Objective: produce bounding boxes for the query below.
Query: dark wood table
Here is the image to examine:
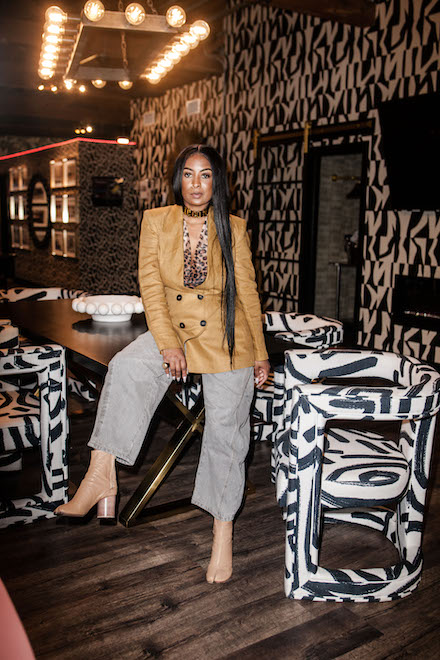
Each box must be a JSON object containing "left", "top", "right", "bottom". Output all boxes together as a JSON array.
[{"left": 2, "top": 299, "right": 206, "bottom": 527}]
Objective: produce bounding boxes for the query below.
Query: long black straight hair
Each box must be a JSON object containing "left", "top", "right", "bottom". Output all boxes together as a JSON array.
[{"left": 172, "top": 144, "right": 236, "bottom": 360}]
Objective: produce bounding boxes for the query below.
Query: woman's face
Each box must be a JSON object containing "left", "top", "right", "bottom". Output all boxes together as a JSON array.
[{"left": 181, "top": 153, "right": 213, "bottom": 212}]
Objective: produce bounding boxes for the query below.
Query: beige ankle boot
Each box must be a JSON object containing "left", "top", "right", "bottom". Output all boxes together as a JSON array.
[
  {"left": 206, "top": 519, "right": 233, "bottom": 584},
  {"left": 55, "top": 450, "right": 117, "bottom": 519}
]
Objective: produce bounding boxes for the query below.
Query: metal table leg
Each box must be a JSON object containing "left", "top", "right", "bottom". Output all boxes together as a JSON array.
[{"left": 119, "top": 394, "right": 205, "bottom": 527}]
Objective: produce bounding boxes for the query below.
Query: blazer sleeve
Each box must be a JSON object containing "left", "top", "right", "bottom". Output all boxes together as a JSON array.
[
  {"left": 233, "top": 219, "right": 269, "bottom": 362},
  {"left": 138, "top": 210, "right": 182, "bottom": 351}
]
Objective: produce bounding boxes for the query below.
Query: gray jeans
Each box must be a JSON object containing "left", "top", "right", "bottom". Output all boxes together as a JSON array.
[{"left": 88, "top": 331, "right": 254, "bottom": 521}]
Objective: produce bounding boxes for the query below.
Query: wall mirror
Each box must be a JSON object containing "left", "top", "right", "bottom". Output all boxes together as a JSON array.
[{"left": 27, "top": 174, "right": 51, "bottom": 248}]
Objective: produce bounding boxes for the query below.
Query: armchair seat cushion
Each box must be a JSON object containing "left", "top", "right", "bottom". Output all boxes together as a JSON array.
[
  {"left": 0, "top": 391, "right": 40, "bottom": 451},
  {"left": 323, "top": 427, "right": 410, "bottom": 507}
]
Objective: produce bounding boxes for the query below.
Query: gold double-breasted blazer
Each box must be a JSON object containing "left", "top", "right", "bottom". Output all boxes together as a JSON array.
[{"left": 138, "top": 205, "right": 268, "bottom": 373}]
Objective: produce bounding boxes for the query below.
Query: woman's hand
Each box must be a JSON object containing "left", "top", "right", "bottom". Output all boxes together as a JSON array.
[
  {"left": 161, "top": 348, "right": 188, "bottom": 382},
  {"left": 254, "top": 360, "right": 270, "bottom": 387}
]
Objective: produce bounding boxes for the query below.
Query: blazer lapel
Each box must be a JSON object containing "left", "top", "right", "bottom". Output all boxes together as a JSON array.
[{"left": 161, "top": 205, "right": 184, "bottom": 285}]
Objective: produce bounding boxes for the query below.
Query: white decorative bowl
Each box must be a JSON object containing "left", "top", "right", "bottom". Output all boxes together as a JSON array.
[{"left": 72, "top": 295, "right": 144, "bottom": 323}]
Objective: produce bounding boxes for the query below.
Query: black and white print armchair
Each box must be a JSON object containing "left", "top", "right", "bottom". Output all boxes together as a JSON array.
[
  {"left": 274, "top": 348, "right": 440, "bottom": 602},
  {"left": 0, "top": 341, "right": 69, "bottom": 527},
  {"left": 253, "top": 312, "right": 344, "bottom": 443}
]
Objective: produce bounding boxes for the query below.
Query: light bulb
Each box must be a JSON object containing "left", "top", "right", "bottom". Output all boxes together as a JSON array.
[
  {"left": 38, "top": 67, "right": 55, "bottom": 79},
  {"left": 92, "top": 79, "right": 107, "bottom": 88},
  {"left": 45, "top": 6, "right": 67, "bottom": 23},
  {"left": 157, "top": 57, "right": 174, "bottom": 71},
  {"left": 86, "top": 125, "right": 93, "bottom": 133},
  {"left": 145, "top": 71, "right": 161, "bottom": 82},
  {"left": 75, "top": 128, "right": 81, "bottom": 134},
  {"left": 78, "top": 84, "right": 86, "bottom": 92},
  {"left": 43, "top": 44, "right": 59, "bottom": 54},
  {"left": 41, "top": 59, "right": 56, "bottom": 69},
  {"left": 45, "top": 22, "right": 64, "bottom": 35},
  {"left": 150, "top": 63, "right": 165, "bottom": 75},
  {"left": 125, "top": 3, "right": 145, "bottom": 26},
  {"left": 80, "top": 128, "right": 86, "bottom": 134},
  {"left": 118, "top": 80, "right": 133, "bottom": 90},
  {"left": 41, "top": 51, "right": 57, "bottom": 61},
  {"left": 38, "top": 84, "right": 45, "bottom": 91},
  {"left": 51, "top": 85, "right": 58, "bottom": 92},
  {"left": 83, "top": 1, "right": 105, "bottom": 22},
  {"left": 117, "top": 137, "right": 130, "bottom": 144},
  {"left": 172, "top": 40, "right": 190, "bottom": 55},
  {"left": 43, "top": 34, "right": 61, "bottom": 44},
  {"left": 164, "top": 49, "right": 181, "bottom": 63},
  {"left": 166, "top": 5, "right": 186, "bottom": 28},
  {"left": 181, "top": 31, "right": 199, "bottom": 48},
  {"left": 64, "top": 79, "right": 74, "bottom": 90},
  {"left": 190, "top": 20, "right": 210, "bottom": 40}
]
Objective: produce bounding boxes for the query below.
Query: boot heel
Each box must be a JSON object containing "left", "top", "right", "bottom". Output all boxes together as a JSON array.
[{"left": 97, "top": 496, "right": 116, "bottom": 519}]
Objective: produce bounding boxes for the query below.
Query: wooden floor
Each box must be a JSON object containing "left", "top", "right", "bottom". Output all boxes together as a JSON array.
[{"left": 1, "top": 396, "right": 440, "bottom": 660}]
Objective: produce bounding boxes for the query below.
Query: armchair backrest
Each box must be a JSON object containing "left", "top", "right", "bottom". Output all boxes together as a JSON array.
[
  {"left": 284, "top": 349, "right": 440, "bottom": 420},
  {"left": 264, "top": 312, "right": 343, "bottom": 348},
  {"left": 0, "top": 288, "right": 85, "bottom": 303}
]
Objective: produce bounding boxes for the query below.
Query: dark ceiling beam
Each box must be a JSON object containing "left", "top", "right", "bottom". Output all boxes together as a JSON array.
[{"left": 264, "top": 0, "right": 376, "bottom": 27}]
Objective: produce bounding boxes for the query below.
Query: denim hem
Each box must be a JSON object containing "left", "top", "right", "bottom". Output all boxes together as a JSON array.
[
  {"left": 191, "top": 497, "right": 235, "bottom": 521},
  {"left": 87, "top": 441, "right": 134, "bottom": 467}
]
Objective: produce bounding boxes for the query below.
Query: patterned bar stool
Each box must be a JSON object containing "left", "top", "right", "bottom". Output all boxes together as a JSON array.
[
  {"left": 253, "top": 312, "right": 344, "bottom": 444},
  {"left": 274, "top": 348, "right": 440, "bottom": 602}
]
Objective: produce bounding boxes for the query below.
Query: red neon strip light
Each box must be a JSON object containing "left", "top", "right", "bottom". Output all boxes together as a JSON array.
[{"left": 0, "top": 137, "right": 136, "bottom": 161}]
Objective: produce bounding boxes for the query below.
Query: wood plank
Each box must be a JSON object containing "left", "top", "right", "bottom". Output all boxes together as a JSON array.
[{"left": 1, "top": 396, "right": 439, "bottom": 659}]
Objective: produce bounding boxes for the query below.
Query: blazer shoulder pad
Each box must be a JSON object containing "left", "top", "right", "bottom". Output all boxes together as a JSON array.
[
  {"left": 230, "top": 213, "right": 248, "bottom": 237},
  {"left": 142, "top": 205, "right": 178, "bottom": 227}
]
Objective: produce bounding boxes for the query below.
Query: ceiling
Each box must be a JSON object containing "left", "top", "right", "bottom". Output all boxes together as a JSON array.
[
  {"left": 0, "top": 1, "right": 375, "bottom": 141},
  {"left": 0, "top": 0, "right": 227, "bottom": 139}
]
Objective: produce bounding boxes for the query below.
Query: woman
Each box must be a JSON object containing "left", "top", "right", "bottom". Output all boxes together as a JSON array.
[{"left": 56, "top": 145, "right": 270, "bottom": 584}]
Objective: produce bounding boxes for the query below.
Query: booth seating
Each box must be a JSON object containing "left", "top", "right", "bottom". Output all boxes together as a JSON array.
[
  {"left": 0, "top": 287, "right": 96, "bottom": 402},
  {"left": 0, "top": 323, "right": 69, "bottom": 528},
  {"left": 0, "top": 287, "right": 85, "bottom": 303},
  {"left": 252, "top": 312, "right": 344, "bottom": 443},
  {"left": 273, "top": 348, "right": 440, "bottom": 602},
  {"left": 0, "top": 321, "right": 22, "bottom": 472}
]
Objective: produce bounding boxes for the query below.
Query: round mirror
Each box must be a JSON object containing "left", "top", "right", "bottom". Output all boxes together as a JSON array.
[{"left": 27, "top": 174, "right": 50, "bottom": 249}]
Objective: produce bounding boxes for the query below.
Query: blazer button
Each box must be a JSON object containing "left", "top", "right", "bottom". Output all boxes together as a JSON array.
[
  {"left": 177, "top": 294, "right": 182, "bottom": 301},
  {"left": 180, "top": 322, "right": 185, "bottom": 328},
  {"left": 200, "top": 320, "right": 207, "bottom": 327},
  {"left": 197, "top": 294, "right": 204, "bottom": 300}
]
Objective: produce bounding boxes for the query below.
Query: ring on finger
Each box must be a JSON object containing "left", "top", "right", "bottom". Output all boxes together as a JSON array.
[{"left": 162, "top": 362, "right": 169, "bottom": 370}]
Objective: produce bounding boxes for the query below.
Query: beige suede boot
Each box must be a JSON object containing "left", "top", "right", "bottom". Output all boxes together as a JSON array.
[
  {"left": 55, "top": 450, "right": 117, "bottom": 519},
  {"left": 206, "top": 519, "right": 233, "bottom": 583}
]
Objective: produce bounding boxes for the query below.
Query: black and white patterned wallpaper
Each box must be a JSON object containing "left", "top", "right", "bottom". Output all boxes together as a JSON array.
[
  {"left": 1, "top": 140, "right": 137, "bottom": 294},
  {"left": 131, "top": 0, "right": 440, "bottom": 364}
]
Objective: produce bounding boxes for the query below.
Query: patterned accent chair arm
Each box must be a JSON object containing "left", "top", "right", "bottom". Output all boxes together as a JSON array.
[{"left": 253, "top": 311, "right": 344, "bottom": 444}]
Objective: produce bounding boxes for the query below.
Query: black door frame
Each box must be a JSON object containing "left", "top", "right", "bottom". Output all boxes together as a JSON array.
[{"left": 299, "top": 140, "right": 369, "bottom": 338}]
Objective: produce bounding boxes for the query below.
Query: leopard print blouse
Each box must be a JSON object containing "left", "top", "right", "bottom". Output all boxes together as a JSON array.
[{"left": 183, "top": 218, "right": 208, "bottom": 288}]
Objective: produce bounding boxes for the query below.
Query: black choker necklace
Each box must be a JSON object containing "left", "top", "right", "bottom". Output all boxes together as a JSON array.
[{"left": 183, "top": 205, "right": 209, "bottom": 218}]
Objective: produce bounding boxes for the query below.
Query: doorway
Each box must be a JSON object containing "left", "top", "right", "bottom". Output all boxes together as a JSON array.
[{"left": 300, "top": 143, "right": 367, "bottom": 342}]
